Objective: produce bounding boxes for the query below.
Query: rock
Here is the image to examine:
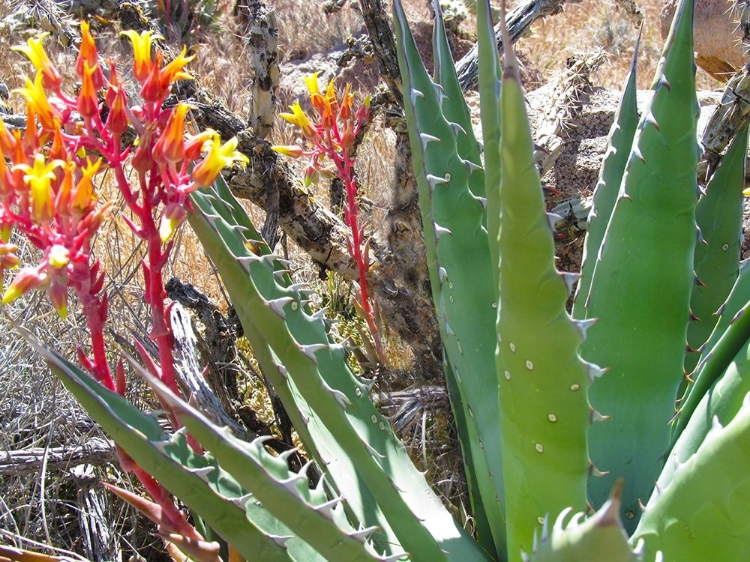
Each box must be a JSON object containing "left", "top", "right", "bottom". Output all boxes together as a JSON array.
[{"left": 661, "top": 0, "right": 746, "bottom": 81}]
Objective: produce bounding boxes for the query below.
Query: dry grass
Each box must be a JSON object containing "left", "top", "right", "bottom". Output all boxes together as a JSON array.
[
  {"left": 0, "top": 0, "right": 736, "bottom": 558},
  {"left": 515, "top": 0, "right": 722, "bottom": 90}
]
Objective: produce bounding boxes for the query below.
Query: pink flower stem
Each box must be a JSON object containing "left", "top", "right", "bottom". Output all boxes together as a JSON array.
[
  {"left": 79, "top": 286, "right": 114, "bottom": 391},
  {"left": 332, "top": 143, "right": 385, "bottom": 363}
]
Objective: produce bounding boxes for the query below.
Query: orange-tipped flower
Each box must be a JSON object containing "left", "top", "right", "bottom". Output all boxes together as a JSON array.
[
  {"left": 132, "top": 123, "right": 156, "bottom": 174},
  {"left": 18, "top": 153, "right": 64, "bottom": 223},
  {"left": 154, "top": 103, "right": 191, "bottom": 163},
  {"left": 339, "top": 83, "right": 354, "bottom": 120},
  {"left": 77, "top": 62, "right": 100, "bottom": 119},
  {"left": 72, "top": 158, "right": 101, "bottom": 213},
  {"left": 77, "top": 22, "right": 105, "bottom": 90},
  {"left": 160, "top": 46, "right": 194, "bottom": 87},
  {"left": 54, "top": 159, "right": 75, "bottom": 214},
  {"left": 13, "top": 34, "right": 62, "bottom": 91},
  {"left": 321, "top": 79, "right": 338, "bottom": 128},
  {"left": 0, "top": 157, "right": 13, "bottom": 196},
  {"left": 280, "top": 102, "right": 314, "bottom": 137},
  {"left": 0, "top": 118, "right": 16, "bottom": 156},
  {"left": 121, "top": 29, "right": 163, "bottom": 82},
  {"left": 192, "top": 132, "right": 249, "bottom": 188},
  {"left": 49, "top": 127, "right": 67, "bottom": 162},
  {"left": 104, "top": 63, "right": 129, "bottom": 135},
  {"left": 141, "top": 47, "right": 193, "bottom": 103},
  {"left": 14, "top": 73, "right": 60, "bottom": 131}
]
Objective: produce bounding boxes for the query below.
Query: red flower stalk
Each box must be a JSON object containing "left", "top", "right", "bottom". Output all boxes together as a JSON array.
[
  {"left": 3, "top": 24, "right": 248, "bottom": 554},
  {"left": 5, "top": 25, "right": 246, "bottom": 394},
  {"left": 273, "top": 74, "right": 384, "bottom": 364}
]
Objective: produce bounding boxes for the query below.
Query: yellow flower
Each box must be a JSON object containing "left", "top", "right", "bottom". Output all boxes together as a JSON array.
[
  {"left": 48, "top": 244, "right": 70, "bottom": 269},
  {"left": 192, "top": 132, "right": 249, "bottom": 188},
  {"left": 12, "top": 34, "right": 62, "bottom": 90},
  {"left": 270, "top": 145, "right": 304, "bottom": 158},
  {"left": 2, "top": 265, "right": 47, "bottom": 306},
  {"left": 17, "top": 153, "right": 64, "bottom": 223},
  {"left": 279, "top": 101, "right": 314, "bottom": 137},
  {"left": 160, "top": 46, "right": 194, "bottom": 86},
  {"left": 159, "top": 202, "right": 187, "bottom": 244},
  {"left": 13, "top": 72, "right": 60, "bottom": 131},
  {"left": 304, "top": 73, "right": 320, "bottom": 97},
  {"left": 72, "top": 158, "right": 102, "bottom": 212},
  {"left": 121, "top": 30, "right": 163, "bottom": 81}
]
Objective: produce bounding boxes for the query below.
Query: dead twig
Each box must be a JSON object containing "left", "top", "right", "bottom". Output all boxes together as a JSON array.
[
  {"left": 0, "top": 438, "right": 115, "bottom": 476},
  {"left": 455, "top": 0, "right": 583, "bottom": 91}
]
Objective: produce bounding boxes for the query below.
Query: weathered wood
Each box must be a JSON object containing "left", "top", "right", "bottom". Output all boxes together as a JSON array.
[
  {"left": 170, "top": 302, "right": 249, "bottom": 438},
  {"left": 455, "top": 0, "right": 583, "bottom": 91},
  {"left": 70, "top": 464, "right": 122, "bottom": 562},
  {"left": 235, "top": 0, "right": 280, "bottom": 140},
  {"left": 0, "top": 438, "right": 115, "bottom": 475}
]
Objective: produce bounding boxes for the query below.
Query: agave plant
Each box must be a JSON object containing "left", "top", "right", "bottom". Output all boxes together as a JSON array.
[{"left": 14, "top": 0, "right": 750, "bottom": 560}]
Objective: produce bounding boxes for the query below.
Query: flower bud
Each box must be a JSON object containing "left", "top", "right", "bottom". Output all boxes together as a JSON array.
[
  {"left": 159, "top": 202, "right": 187, "bottom": 244},
  {"left": 271, "top": 145, "right": 304, "bottom": 158},
  {"left": 2, "top": 264, "right": 47, "bottom": 305}
]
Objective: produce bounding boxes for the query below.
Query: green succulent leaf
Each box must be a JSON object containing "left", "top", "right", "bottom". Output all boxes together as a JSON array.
[
  {"left": 493, "top": 6, "right": 591, "bottom": 560},
  {"left": 12, "top": 324, "right": 302, "bottom": 562},
  {"left": 684, "top": 124, "right": 748, "bottom": 374},
  {"left": 189, "top": 177, "right": 486, "bottom": 561},
  {"left": 635, "top": 396, "right": 750, "bottom": 561},
  {"left": 573, "top": 36, "right": 640, "bottom": 320},
  {"left": 139, "top": 364, "right": 387, "bottom": 562},
  {"left": 527, "top": 483, "right": 640, "bottom": 562},
  {"left": 674, "top": 260, "right": 750, "bottom": 442},
  {"left": 580, "top": 0, "right": 699, "bottom": 528},
  {"left": 394, "top": 0, "right": 506, "bottom": 556}
]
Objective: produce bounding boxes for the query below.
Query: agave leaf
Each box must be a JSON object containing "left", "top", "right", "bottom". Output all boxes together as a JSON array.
[
  {"left": 477, "top": 0, "right": 503, "bottom": 274},
  {"left": 189, "top": 179, "right": 487, "bottom": 561},
  {"left": 431, "top": 0, "right": 485, "bottom": 205},
  {"left": 493, "top": 4, "right": 591, "bottom": 559},
  {"left": 527, "top": 482, "right": 640, "bottom": 562},
  {"left": 393, "top": 0, "right": 506, "bottom": 556},
  {"left": 581, "top": 0, "right": 699, "bottom": 528},
  {"left": 430, "top": 3, "right": 493, "bottom": 549},
  {"left": 661, "top": 332, "right": 750, "bottom": 491},
  {"left": 11, "top": 323, "right": 298, "bottom": 562},
  {"left": 137, "top": 361, "right": 386, "bottom": 562},
  {"left": 572, "top": 36, "right": 640, "bottom": 320},
  {"left": 190, "top": 178, "right": 397, "bottom": 550},
  {"left": 684, "top": 124, "right": 749, "bottom": 374},
  {"left": 635, "top": 398, "right": 750, "bottom": 561},
  {"left": 672, "top": 260, "right": 750, "bottom": 442}
]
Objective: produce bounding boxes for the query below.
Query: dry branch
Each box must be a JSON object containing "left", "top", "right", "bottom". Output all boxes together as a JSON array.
[
  {"left": 455, "top": 0, "right": 583, "bottom": 91},
  {"left": 0, "top": 438, "right": 115, "bottom": 476},
  {"left": 234, "top": 0, "right": 280, "bottom": 140}
]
